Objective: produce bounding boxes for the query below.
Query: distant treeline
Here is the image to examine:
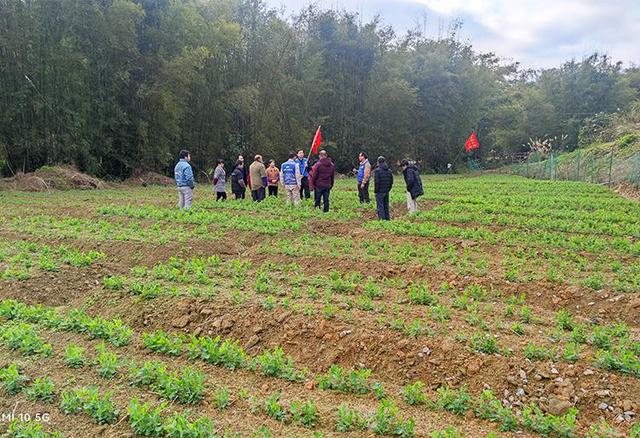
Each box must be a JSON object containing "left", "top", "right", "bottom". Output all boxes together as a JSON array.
[{"left": 1, "top": 0, "right": 639, "bottom": 177}]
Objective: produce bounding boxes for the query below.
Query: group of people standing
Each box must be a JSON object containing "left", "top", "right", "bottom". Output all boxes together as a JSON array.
[
  {"left": 175, "top": 149, "right": 336, "bottom": 212},
  {"left": 174, "top": 148, "right": 423, "bottom": 220},
  {"left": 355, "top": 153, "right": 424, "bottom": 220}
]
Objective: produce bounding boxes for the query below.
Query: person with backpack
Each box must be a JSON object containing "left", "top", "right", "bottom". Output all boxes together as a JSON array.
[
  {"left": 401, "top": 159, "right": 424, "bottom": 213},
  {"left": 213, "top": 159, "right": 227, "bottom": 201},
  {"left": 280, "top": 152, "right": 302, "bottom": 205},
  {"left": 373, "top": 156, "right": 393, "bottom": 220},
  {"left": 311, "top": 150, "right": 335, "bottom": 212},
  {"left": 174, "top": 149, "right": 195, "bottom": 210},
  {"left": 230, "top": 161, "right": 246, "bottom": 200}
]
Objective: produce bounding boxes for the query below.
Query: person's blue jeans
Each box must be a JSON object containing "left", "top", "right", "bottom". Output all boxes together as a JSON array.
[
  {"left": 376, "top": 192, "right": 390, "bottom": 220},
  {"left": 314, "top": 187, "right": 331, "bottom": 212}
]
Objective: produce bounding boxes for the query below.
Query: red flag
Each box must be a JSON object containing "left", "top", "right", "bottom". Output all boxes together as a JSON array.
[
  {"left": 310, "top": 126, "right": 322, "bottom": 155},
  {"left": 465, "top": 131, "right": 480, "bottom": 152}
]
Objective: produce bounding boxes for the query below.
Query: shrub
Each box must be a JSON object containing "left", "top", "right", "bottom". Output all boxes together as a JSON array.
[
  {"left": 154, "top": 367, "right": 206, "bottom": 404},
  {"left": 473, "top": 390, "right": 518, "bottom": 431},
  {"left": 102, "top": 275, "right": 125, "bottom": 290},
  {"left": 0, "top": 322, "right": 52, "bottom": 356},
  {"left": 0, "top": 364, "right": 29, "bottom": 394},
  {"left": 470, "top": 333, "right": 500, "bottom": 354},
  {"left": 431, "top": 386, "right": 472, "bottom": 416},
  {"left": 128, "top": 398, "right": 165, "bottom": 437},
  {"left": 60, "top": 387, "right": 119, "bottom": 424},
  {"left": 318, "top": 365, "right": 373, "bottom": 394},
  {"left": 163, "top": 413, "right": 214, "bottom": 438},
  {"left": 290, "top": 400, "right": 319, "bottom": 428},
  {"left": 186, "top": 336, "right": 246, "bottom": 370},
  {"left": 262, "top": 393, "right": 286, "bottom": 422},
  {"left": 143, "top": 331, "right": 184, "bottom": 356},
  {"left": 254, "top": 347, "right": 306, "bottom": 382},
  {"left": 336, "top": 404, "right": 367, "bottom": 432},
  {"left": 64, "top": 344, "right": 85, "bottom": 368},
  {"left": 84, "top": 390, "right": 119, "bottom": 424},
  {"left": 556, "top": 309, "right": 575, "bottom": 331},
  {"left": 4, "top": 420, "right": 62, "bottom": 438},
  {"left": 130, "top": 361, "right": 166, "bottom": 387},
  {"left": 407, "top": 283, "right": 437, "bottom": 305},
  {"left": 563, "top": 343, "right": 581, "bottom": 363},
  {"left": 370, "top": 399, "right": 415, "bottom": 437},
  {"left": 96, "top": 343, "right": 119, "bottom": 379},
  {"left": 524, "top": 343, "right": 555, "bottom": 361},
  {"left": 212, "top": 386, "right": 231, "bottom": 410},
  {"left": 430, "top": 427, "right": 464, "bottom": 438},
  {"left": 401, "top": 381, "right": 427, "bottom": 405},
  {"left": 595, "top": 348, "right": 640, "bottom": 376},
  {"left": 26, "top": 376, "right": 56, "bottom": 402},
  {"left": 522, "top": 404, "right": 578, "bottom": 437}
]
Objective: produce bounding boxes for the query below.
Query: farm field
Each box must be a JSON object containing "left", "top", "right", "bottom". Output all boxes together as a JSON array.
[{"left": 0, "top": 175, "right": 638, "bottom": 438}]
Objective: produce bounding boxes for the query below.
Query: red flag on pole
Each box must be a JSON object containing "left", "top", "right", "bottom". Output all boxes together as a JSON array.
[
  {"left": 310, "top": 126, "right": 322, "bottom": 155},
  {"left": 465, "top": 131, "right": 480, "bottom": 152}
]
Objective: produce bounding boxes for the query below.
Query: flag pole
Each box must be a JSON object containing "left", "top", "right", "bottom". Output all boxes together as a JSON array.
[{"left": 307, "top": 125, "right": 321, "bottom": 159}]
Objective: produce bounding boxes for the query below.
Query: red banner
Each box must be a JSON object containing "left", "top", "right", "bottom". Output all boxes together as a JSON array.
[
  {"left": 311, "top": 126, "right": 322, "bottom": 155},
  {"left": 465, "top": 131, "right": 480, "bottom": 152}
]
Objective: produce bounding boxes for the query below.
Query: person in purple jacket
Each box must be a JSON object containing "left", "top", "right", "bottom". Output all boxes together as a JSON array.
[{"left": 310, "top": 150, "right": 335, "bottom": 213}]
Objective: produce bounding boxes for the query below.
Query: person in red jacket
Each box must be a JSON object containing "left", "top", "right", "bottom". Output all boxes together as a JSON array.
[{"left": 311, "top": 150, "right": 335, "bottom": 212}]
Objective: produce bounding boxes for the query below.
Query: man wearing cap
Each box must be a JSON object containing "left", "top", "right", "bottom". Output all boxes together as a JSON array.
[{"left": 373, "top": 156, "right": 393, "bottom": 220}]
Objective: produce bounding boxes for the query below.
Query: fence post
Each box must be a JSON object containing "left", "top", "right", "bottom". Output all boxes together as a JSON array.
[{"left": 608, "top": 148, "right": 614, "bottom": 187}]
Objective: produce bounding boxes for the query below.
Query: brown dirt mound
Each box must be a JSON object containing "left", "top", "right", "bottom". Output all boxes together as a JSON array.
[
  {"left": 125, "top": 169, "right": 174, "bottom": 186},
  {"left": 0, "top": 165, "right": 106, "bottom": 191},
  {"left": 613, "top": 182, "right": 640, "bottom": 201}
]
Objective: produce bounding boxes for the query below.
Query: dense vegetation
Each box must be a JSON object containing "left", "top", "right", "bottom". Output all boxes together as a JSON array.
[{"left": 1, "top": 0, "right": 639, "bottom": 177}]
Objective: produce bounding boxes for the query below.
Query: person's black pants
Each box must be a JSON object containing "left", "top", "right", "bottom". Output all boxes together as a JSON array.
[
  {"left": 251, "top": 187, "right": 265, "bottom": 202},
  {"left": 314, "top": 187, "right": 330, "bottom": 212},
  {"left": 268, "top": 186, "right": 278, "bottom": 197},
  {"left": 216, "top": 192, "right": 227, "bottom": 201},
  {"left": 233, "top": 191, "right": 244, "bottom": 200},
  {"left": 300, "top": 176, "right": 310, "bottom": 199},
  {"left": 375, "top": 192, "right": 390, "bottom": 220},
  {"left": 358, "top": 181, "right": 370, "bottom": 203}
]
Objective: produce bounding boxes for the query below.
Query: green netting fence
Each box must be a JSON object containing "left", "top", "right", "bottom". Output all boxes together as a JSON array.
[{"left": 509, "top": 149, "right": 640, "bottom": 187}]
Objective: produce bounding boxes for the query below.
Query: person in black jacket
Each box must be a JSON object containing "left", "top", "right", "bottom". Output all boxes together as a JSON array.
[
  {"left": 231, "top": 161, "right": 246, "bottom": 200},
  {"left": 401, "top": 159, "right": 424, "bottom": 214},
  {"left": 373, "top": 156, "right": 393, "bottom": 220}
]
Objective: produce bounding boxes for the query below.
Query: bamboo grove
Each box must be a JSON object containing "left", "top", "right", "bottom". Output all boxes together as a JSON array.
[{"left": 1, "top": 0, "right": 639, "bottom": 177}]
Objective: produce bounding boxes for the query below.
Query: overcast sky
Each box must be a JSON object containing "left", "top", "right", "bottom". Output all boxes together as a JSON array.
[{"left": 265, "top": 0, "right": 640, "bottom": 69}]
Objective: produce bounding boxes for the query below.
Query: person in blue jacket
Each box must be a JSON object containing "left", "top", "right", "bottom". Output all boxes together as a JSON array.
[
  {"left": 296, "top": 150, "right": 311, "bottom": 200},
  {"left": 281, "top": 152, "right": 302, "bottom": 205},
  {"left": 174, "top": 149, "right": 195, "bottom": 210}
]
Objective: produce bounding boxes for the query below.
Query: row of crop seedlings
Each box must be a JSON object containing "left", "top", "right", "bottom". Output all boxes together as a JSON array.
[
  {"left": 102, "top": 251, "right": 640, "bottom": 377},
  {"left": 140, "top": 330, "right": 589, "bottom": 437},
  {"left": 0, "top": 363, "right": 231, "bottom": 438},
  {"left": 0, "top": 240, "right": 104, "bottom": 281},
  {"left": 3, "top": 299, "right": 634, "bottom": 437},
  {"left": 0, "top": 332, "right": 417, "bottom": 437}
]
